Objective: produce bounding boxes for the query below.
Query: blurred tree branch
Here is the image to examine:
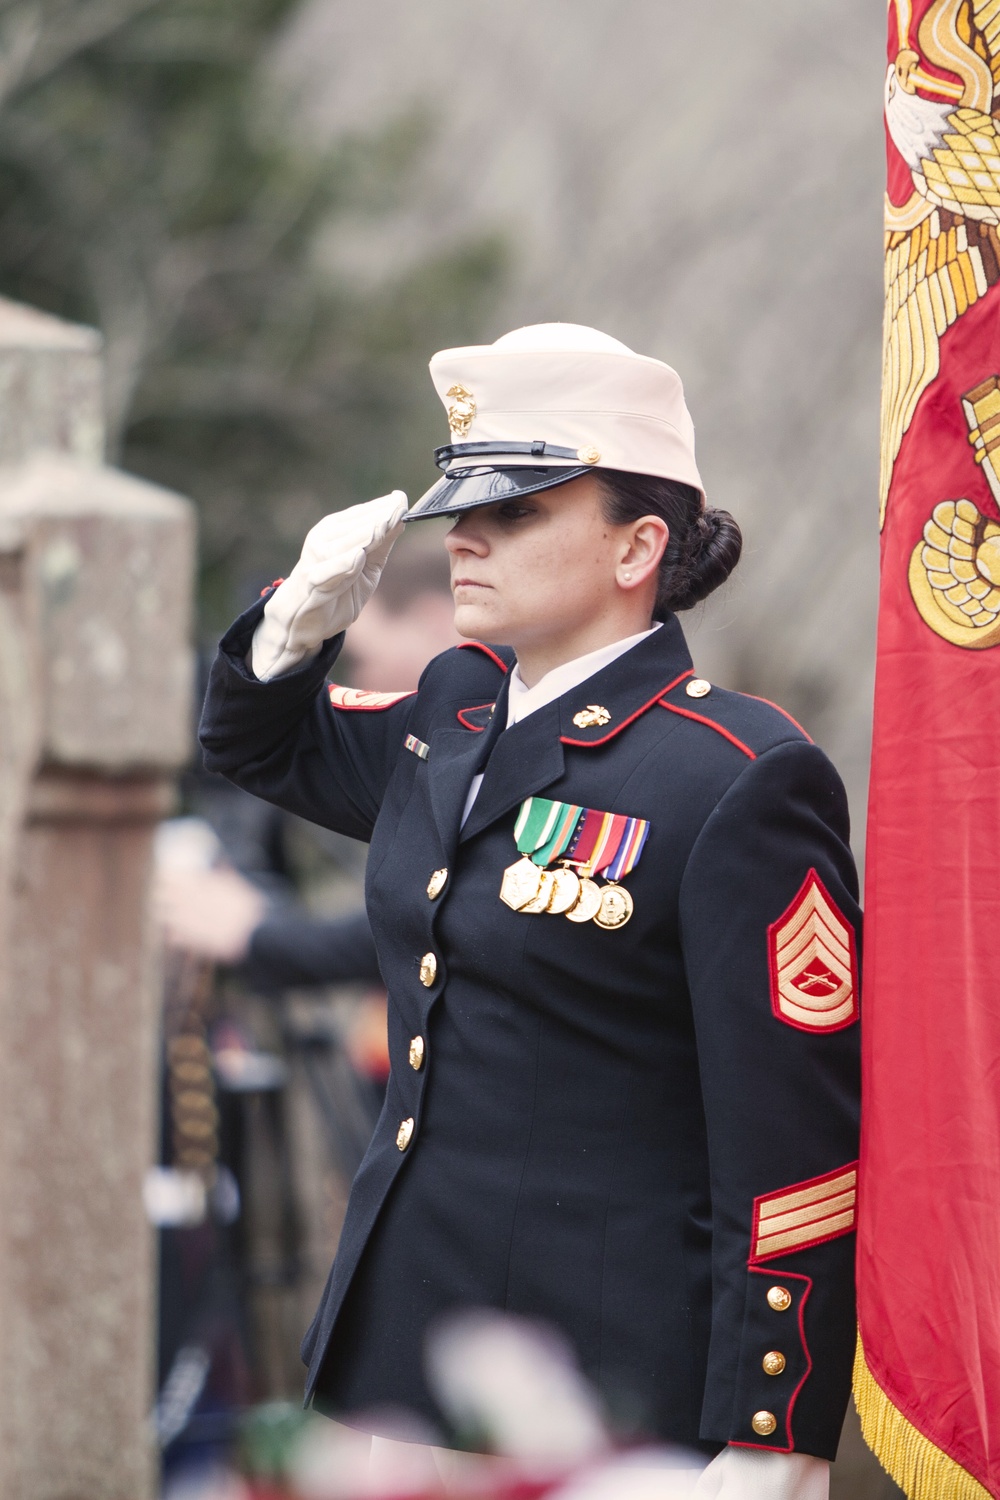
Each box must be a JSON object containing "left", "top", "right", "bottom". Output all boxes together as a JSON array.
[
  {"left": 0, "top": 0, "right": 160, "bottom": 106},
  {"left": 0, "top": 0, "right": 506, "bottom": 627}
]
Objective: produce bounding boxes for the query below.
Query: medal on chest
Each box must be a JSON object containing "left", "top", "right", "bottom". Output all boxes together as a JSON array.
[{"left": 500, "top": 797, "right": 649, "bottom": 928}]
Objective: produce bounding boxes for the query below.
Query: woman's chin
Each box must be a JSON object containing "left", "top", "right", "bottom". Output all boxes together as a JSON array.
[{"left": 453, "top": 601, "right": 499, "bottom": 639}]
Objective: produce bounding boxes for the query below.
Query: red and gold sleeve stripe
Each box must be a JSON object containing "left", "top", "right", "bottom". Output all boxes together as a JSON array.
[{"left": 750, "top": 1163, "right": 858, "bottom": 1262}]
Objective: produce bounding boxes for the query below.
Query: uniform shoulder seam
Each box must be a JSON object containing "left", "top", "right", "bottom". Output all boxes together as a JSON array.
[
  {"left": 739, "top": 692, "right": 813, "bottom": 743},
  {"left": 658, "top": 682, "right": 811, "bottom": 758},
  {"left": 659, "top": 700, "right": 756, "bottom": 759}
]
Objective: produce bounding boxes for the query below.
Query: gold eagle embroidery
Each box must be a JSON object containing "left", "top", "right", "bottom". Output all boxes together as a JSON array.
[{"left": 882, "top": 0, "right": 1000, "bottom": 523}]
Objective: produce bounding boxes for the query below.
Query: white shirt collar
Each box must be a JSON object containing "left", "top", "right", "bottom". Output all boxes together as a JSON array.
[
  {"left": 505, "top": 623, "right": 662, "bottom": 727},
  {"left": 459, "top": 623, "right": 662, "bottom": 830}
]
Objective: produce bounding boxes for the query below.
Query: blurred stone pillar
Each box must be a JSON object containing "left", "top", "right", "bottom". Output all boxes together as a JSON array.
[{"left": 0, "top": 299, "right": 195, "bottom": 1500}]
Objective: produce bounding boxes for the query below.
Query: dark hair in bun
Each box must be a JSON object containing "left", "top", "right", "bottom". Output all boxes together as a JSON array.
[{"left": 595, "top": 469, "right": 742, "bottom": 619}]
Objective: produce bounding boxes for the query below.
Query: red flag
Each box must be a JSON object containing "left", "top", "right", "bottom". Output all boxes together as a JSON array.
[{"left": 856, "top": 4, "right": 1000, "bottom": 1495}]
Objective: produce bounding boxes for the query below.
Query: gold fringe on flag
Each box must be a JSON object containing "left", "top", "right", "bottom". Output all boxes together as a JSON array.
[{"left": 853, "top": 1333, "right": 994, "bottom": 1500}]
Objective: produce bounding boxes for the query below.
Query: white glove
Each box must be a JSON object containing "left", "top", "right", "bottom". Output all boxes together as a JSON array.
[
  {"left": 693, "top": 1447, "right": 829, "bottom": 1500},
  {"left": 250, "top": 491, "right": 408, "bottom": 680}
]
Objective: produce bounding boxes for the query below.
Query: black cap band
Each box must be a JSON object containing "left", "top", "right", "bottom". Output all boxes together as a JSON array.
[{"left": 433, "top": 439, "right": 589, "bottom": 470}]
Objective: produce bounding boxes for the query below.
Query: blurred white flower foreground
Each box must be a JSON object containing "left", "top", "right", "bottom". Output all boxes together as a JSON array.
[{"left": 166, "top": 1311, "right": 710, "bottom": 1499}]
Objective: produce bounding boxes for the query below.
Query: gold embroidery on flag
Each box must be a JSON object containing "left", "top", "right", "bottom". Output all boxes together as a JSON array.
[
  {"left": 881, "top": 0, "right": 1000, "bottom": 523},
  {"left": 909, "top": 381, "right": 1000, "bottom": 647},
  {"left": 752, "top": 1166, "right": 857, "bottom": 1262},
  {"left": 768, "top": 871, "right": 858, "bottom": 1031}
]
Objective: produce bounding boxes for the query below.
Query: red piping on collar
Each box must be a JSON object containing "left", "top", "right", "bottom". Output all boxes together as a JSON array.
[
  {"left": 457, "top": 641, "right": 509, "bottom": 673},
  {"left": 559, "top": 670, "right": 693, "bottom": 747},
  {"left": 457, "top": 702, "right": 494, "bottom": 732},
  {"left": 659, "top": 701, "right": 756, "bottom": 759},
  {"left": 743, "top": 694, "right": 813, "bottom": 744},
  {"left": 729, "top": 1268, "right": 812, "bottom": 1454}
]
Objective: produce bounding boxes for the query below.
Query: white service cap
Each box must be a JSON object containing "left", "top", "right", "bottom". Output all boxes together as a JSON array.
[{"left": 405, "top": 322, "right": 703, "bottom": 520}]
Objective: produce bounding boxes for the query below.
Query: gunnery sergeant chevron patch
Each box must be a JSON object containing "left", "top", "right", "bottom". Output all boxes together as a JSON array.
[
  {"left": 750, "top": 1163, "right": 858, "bottom": 1262},
  {"left": 767, "top": 869, "right": 858, "bottom": 1033}
]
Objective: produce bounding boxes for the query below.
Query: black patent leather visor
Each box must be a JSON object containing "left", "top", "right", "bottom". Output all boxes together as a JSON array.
[{"left": 404, "top": 464, "right": 590, "bottom": 521}]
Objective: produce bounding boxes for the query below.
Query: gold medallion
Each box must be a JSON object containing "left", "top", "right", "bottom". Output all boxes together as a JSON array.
[
  {"left": 546, "top": 866, "right": 581, "bottom": 914},
  {"left": 521, "top": 870, "right": 556, "bottom": 913},
  {"left": 500, "top": 856, "right": 543, "bottom": 911},
  {"left": 593, "top": 883, "right": 634, "bottom": 930},
  {"left": 565, "top": 876, "right": 603, "bottom": 923}
]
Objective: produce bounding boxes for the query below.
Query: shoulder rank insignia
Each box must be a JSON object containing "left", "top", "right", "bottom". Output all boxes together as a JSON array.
[
  {"left": 750, "top": 1162, "right": 858, "bottom": 1262},
  {"left": 328, "top": 685, "right": 415, "bottom": 712},
  {"left": 767, "top": 869, "right": 858, "bottom": 1032}
]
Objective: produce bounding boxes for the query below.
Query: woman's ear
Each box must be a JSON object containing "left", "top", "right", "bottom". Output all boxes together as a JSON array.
[{"left": 617, "top": 516, "right": 668, "bottom": 591}]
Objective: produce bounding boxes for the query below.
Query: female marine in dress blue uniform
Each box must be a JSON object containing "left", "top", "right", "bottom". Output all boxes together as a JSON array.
[{"left": 201, "top": 324, "right": 861, "bottom": 1499}]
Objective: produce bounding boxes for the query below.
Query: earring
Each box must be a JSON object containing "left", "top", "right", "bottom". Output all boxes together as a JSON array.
[{"left": 623, "top": 571, "right": 632, "bottom": 581}]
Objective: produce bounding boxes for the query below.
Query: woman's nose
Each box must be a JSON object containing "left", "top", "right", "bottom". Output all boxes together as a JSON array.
[{"left": 444, "top": 516, "right": 488, "bottom": 555}]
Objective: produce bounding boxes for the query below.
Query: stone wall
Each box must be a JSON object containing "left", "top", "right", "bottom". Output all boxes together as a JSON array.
[{"left": 0, "top": 297, "right": 194, "bottom": 1500}]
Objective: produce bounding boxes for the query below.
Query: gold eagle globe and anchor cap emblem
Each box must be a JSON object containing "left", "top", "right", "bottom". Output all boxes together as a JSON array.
[{"left": 445, "top": 383, "right": 477, "bottom": 439}]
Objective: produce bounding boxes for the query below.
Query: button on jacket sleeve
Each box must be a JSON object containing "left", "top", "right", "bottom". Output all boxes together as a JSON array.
[{"left": 679, "top": 739, "right": 861, "bottom": 1458}]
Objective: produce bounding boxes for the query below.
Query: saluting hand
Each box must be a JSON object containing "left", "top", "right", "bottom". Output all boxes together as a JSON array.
[{"left": 251, "top": 491, "right": 408, "bottom": 680}]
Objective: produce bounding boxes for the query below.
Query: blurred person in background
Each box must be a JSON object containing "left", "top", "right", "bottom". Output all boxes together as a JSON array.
[{"left": 199, "top": 324, "right": 861, "bottom": 1499}]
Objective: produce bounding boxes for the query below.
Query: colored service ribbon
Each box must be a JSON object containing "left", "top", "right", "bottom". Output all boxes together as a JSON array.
[
  {"left": 601, "top": 816, "right": 650, "bottom": 881},
  {"left": 514, "top": 797, "right": 583, "bottom": 867},
  {"left": 567, "top": 808, "right": 650, "bottom": 879}
]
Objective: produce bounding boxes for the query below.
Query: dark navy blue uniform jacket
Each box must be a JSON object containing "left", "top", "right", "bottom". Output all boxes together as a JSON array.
[{"left": 200, "top": 597, "right": 861, "bottom": 1461}]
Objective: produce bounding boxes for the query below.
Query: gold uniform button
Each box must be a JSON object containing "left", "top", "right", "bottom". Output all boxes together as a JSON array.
[
  {"left": 409, "top": 1036, "right": 425, "bottom": 1071},
  {"left": 396, "top": 1117, "right": 414, "bottom": 1151},
  {"left": 752, "top": 1411, "right": 778, "bottom": 1437},
  {"left": 762, "top": 1351, "right": 786, "bottom": 1376},
  {"left": 767, "top": 1286, "right": 793, "bottom": 1312},
  {"left": 577, "top": 445, "right": 601, "bottom": 464},
  {"left": 427, "top": 868, "right": 448, "bottom": 900},
  {"left": 686, "top": 678, "right": 712, "bottom": 698},
  {"left": 419, "top": 952, "right": 438, "bottom": 987}
]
